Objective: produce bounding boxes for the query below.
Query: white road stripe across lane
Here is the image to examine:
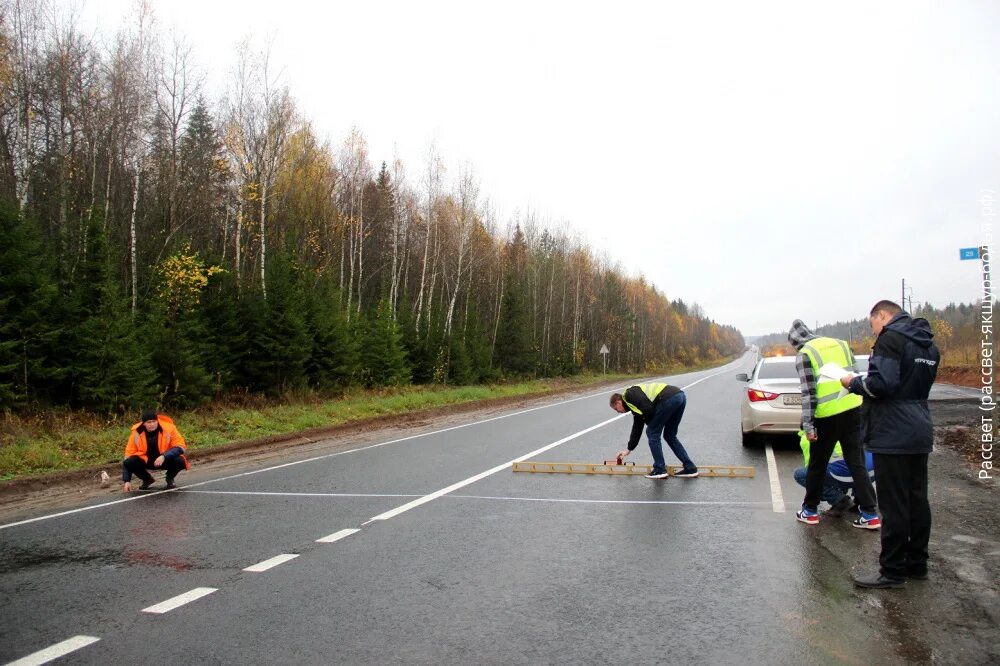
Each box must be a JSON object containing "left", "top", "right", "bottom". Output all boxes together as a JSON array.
[{"left": 364, "top": 366, "right": 737, "bottom": 524}]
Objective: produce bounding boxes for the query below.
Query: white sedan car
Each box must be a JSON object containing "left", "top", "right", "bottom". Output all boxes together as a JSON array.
[{"left": 737, "top": 356, "right": 802, "bottom": 446}]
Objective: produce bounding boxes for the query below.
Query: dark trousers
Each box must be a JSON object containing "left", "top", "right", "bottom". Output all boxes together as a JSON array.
[
  {"left": 645, "top": 392, "right": 696, "bottom": 471},
  {"left": 804, "top": 408, "right": 876, "bottom": 512},
  {"left": 122, "top": 455, "right": 185, "bottom": 483},
  {"left": 873, "top": 453, "right": 931, "bottom": 579}
]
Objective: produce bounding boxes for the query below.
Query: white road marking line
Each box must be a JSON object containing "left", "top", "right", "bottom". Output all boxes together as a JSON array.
[
  {"left": 142, "top": 587, "right": 217, "bottom": 614},
  {"left": 764, "top": 443, "right": 786, "bottom": 513},
  {"left": 5, "top": 636, "right": 100, "bottom": 666},
  {"left": 316, "top": 528, "right": 360, "bottom": 543},
  {"left": 178, "top": 490, "right": 422, "bottom": 498},
  {"left": 0, "top": 362, "right": 740, "bottom": 532},
  {"left": 0, "top": 387, "right": 620, "bottom": 532},
  {"left": 364, "top": 416, "right": 623, "bottom": 523},
  {"left": 446, "top": 495, "right": 773, "bottom": 506},
  {"left": 363, "top": 367, "right": 740, "bottom": 525},
  {"left": 243, "top": 553, "right": 299, "bottom": 572},
  {"left": 169, "top": 490, "right": 770, "bottom": 508}
]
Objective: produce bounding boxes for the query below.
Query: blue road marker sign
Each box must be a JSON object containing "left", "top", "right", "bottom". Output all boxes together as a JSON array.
[{"left": 960, "top": 247, "right": 980, "bottom": 260}]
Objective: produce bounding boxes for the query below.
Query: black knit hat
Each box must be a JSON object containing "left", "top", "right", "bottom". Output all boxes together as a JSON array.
[{"left": 141, "top": 410, "right": 158, "bottom": 422}]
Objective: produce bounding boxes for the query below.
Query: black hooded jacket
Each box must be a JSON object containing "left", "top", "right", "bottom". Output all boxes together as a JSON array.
[{"left": 847, "top": 313, "right": 940, "bottom": 454}]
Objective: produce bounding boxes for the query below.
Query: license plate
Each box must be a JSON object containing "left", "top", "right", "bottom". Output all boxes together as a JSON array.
[{"left": 782, "top": 395, "right": 802, "bottom": 405}]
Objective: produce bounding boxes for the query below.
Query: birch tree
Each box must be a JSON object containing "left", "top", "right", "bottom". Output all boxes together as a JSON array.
[{"left": 222, "top": 40, "right": 293, "bottom": 300}]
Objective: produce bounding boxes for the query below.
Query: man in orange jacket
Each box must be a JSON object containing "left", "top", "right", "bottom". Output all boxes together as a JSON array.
[{"left": 122, "top": 410, "right": 189, "bottom": 491}]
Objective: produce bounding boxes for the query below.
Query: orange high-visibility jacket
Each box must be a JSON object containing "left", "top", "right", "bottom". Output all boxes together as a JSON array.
[{"left": 124, "top": 414, "right": 190, "bottom": 469}]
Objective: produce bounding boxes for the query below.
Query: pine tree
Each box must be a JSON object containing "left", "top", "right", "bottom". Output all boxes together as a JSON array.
[
  {"left": 0, "top": 204, "right": 60, "bottom": 408},
  {"left": 360, "top": 299, "right": 411, "bottom": 387},
  {"left": 71, "top": 219, "right": 156, "bottom": 411},
  {"left": 494, "top": 226, "right": 535, "bottom": 376},
  {"left": 238, "top": 249, "right": 312, "bottom": 393},
  {"left": 304, "top": 277, "right": 359, "bottom": 390}
]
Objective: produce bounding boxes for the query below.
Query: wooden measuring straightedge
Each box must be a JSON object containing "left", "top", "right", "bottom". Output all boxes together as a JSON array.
[{"left": 511, "top": 462, "right": 755, "bottom": 478}]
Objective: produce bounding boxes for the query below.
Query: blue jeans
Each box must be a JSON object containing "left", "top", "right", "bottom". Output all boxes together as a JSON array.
[
  {"left": 793, "top": 467, "right": 848, "bottom": 505},
  {"left": 644, "top": 392, "right": 695, "bottom": 472}
]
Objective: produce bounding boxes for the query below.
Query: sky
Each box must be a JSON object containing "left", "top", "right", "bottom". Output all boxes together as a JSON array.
[{"left": 78, "top": 0, "right": 1000, "bottom": 336}]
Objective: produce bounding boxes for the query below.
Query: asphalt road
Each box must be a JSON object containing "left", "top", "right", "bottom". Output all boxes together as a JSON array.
[{"left": 1, "top": 354, "right": 997, "bottom": 665}]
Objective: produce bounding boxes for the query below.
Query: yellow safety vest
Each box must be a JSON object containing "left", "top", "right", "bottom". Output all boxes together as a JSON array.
[
  {"left": 800, "top": 337, "right": 862, "bottom": 418},
  {"left": 621, "top": 382, "right": 668, "bottom": 415}
]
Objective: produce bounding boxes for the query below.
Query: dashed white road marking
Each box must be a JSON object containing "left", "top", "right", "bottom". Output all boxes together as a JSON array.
[
  {"left": 243, "top": 554, "right": 300, "bottom": 572},
  {"left": 765, "top": 443, "right": 786, "bottom": 513},
  {"left": 316, "top": 528, "right": 360, "bottom": 543},
  {"left": 5, "top": 636, "right": 100, "bottom": 666},
  {"left": 142, "top": 587, "right": 217, "bottom": 614},
  {"left": 363, "top": 366, "right": 741, "bottom": 525}
]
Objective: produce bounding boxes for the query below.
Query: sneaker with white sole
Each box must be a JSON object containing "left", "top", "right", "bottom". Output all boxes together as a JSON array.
[
  {"left": 796, "top": 506, "right": 819, "bottom": 525},
  {"left": 672, "top": 468, "right": 699, "bottom": 478},
  {"left": 853, "top": 511, "right": 882, "bottom": 530},
  {"left": 644, "top": 469, "right": 669, "bottom": 479}
]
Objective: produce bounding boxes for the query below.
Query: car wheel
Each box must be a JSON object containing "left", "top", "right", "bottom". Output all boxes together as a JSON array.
[{"left": 741, "top": 430, "right": 756, "bottom": 447}]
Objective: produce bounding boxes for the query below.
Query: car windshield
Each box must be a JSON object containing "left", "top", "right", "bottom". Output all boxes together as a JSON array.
[{"left": 757, "top": 362, "right": 798, "bottom": 380}]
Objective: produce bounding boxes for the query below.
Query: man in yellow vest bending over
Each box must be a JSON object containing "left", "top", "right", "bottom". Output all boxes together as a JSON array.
[
  {"left": 788, "top": 320, "right": 879, "bottom": 528},
  {"left": 610, "top": 383, "right": 698, "bottom": 479}
]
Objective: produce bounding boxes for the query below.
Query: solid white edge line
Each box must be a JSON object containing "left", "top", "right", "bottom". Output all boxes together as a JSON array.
[
  {"left": 446, "top": 495, "right": 772, "bottom": 506},
  {"left": 764, "top": 443, "right": 786, "bottom": 513},
  {"left": 5, "top": 635, "right": 101, "bottom": 666},
  {"left": 363, "top": 364, "right": 740, "bottom": 525},
  {"left": 243, "top": 553, "right": 300, "bottom": 572},
  {"left": 0, "top": 360, "right": 743, "bottom": 532},
  {"left": 316, "top": 528, "right": 360, "bottom": 543},
  {"left": 179, "top": 490, "right": 422, "bottom": 498},
  {"left": 141, "top": 587, "right": 218, "bottom": 614}
]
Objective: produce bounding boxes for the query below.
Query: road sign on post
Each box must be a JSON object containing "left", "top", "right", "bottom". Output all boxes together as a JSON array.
[{"left": 599, "top": 344, "right": 609, "bottom": 374}]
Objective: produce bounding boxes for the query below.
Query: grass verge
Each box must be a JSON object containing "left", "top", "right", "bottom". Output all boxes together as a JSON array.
[
  {"left": 0, "top": 373, "right": 636, "bottom": 481},
  {"left": 0, "top": 358, "right": 736, "bottom": 482}
]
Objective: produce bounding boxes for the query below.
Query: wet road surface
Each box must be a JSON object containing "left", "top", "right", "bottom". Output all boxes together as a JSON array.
[{"left": 1, "top": 354, "right": 997, "bottom": 665}]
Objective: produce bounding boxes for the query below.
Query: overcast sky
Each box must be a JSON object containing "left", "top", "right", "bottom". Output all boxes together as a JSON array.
[{"left": 80, "top": 0, "right": 1000, "bottom": 336}]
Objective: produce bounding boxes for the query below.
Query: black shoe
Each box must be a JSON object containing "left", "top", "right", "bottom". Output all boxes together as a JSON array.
[
  {"left": 673, "top": 467, "right": 699, "bottom": 478},
  {"left": 853, "top": 571, "right": 905, "bottom": 589},
  {"left": 904, "top": 569, "right": 928, "bottom": 580},
  {"left": 139, "top": 479, "right": 156, "bottom": 490},
  {"left": 824, "top": 496, "right": 853, "bottom": 517},
  {"left": 644, "top": 468, "right": 669, "bottom": 479},
  {"left": 165, "top": 479, "right": 177, "bottom": 489}
]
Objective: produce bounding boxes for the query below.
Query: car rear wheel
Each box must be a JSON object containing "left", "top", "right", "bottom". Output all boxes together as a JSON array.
[{"left": 741, "top": 430, "right": 756, "bottom": 447}]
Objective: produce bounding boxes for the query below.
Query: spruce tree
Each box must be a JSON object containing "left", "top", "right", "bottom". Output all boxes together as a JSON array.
[
  {"left": 360, "top": 299, "right": 411, "bottom": 387},
  {"left": 304, "top": 276, "right": 359, "bottom": 390},
  {"left": 71, "top": 219, "right": 156, "bottom": 412},
  {"left": 0, "top": 204, "right": 60, "bottom": 408}
]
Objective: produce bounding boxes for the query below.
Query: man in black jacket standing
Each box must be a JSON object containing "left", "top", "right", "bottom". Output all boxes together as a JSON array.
[{"left": 841, "top": 300, "right": 940, "bottom": 588}]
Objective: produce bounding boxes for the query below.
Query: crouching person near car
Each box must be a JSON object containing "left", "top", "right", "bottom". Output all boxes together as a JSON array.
[
  {"left": 792, "top": 431, "right": 876, "bottom": 516},
  {"left": 122, "top": 410, "right": 189, "bottom": 491}
]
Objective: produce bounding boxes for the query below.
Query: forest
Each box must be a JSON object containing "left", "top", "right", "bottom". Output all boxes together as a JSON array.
[
  {"left": 0, "top": 1, "right": 744, "bottom": 414},
  {"left": 753, "top": 301, "right": 992, "bottom": 363}
]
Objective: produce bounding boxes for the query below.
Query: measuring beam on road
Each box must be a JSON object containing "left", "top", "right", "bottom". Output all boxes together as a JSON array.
[{"left": 511, "top": 462, "right": 755, "bottom": 478}]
